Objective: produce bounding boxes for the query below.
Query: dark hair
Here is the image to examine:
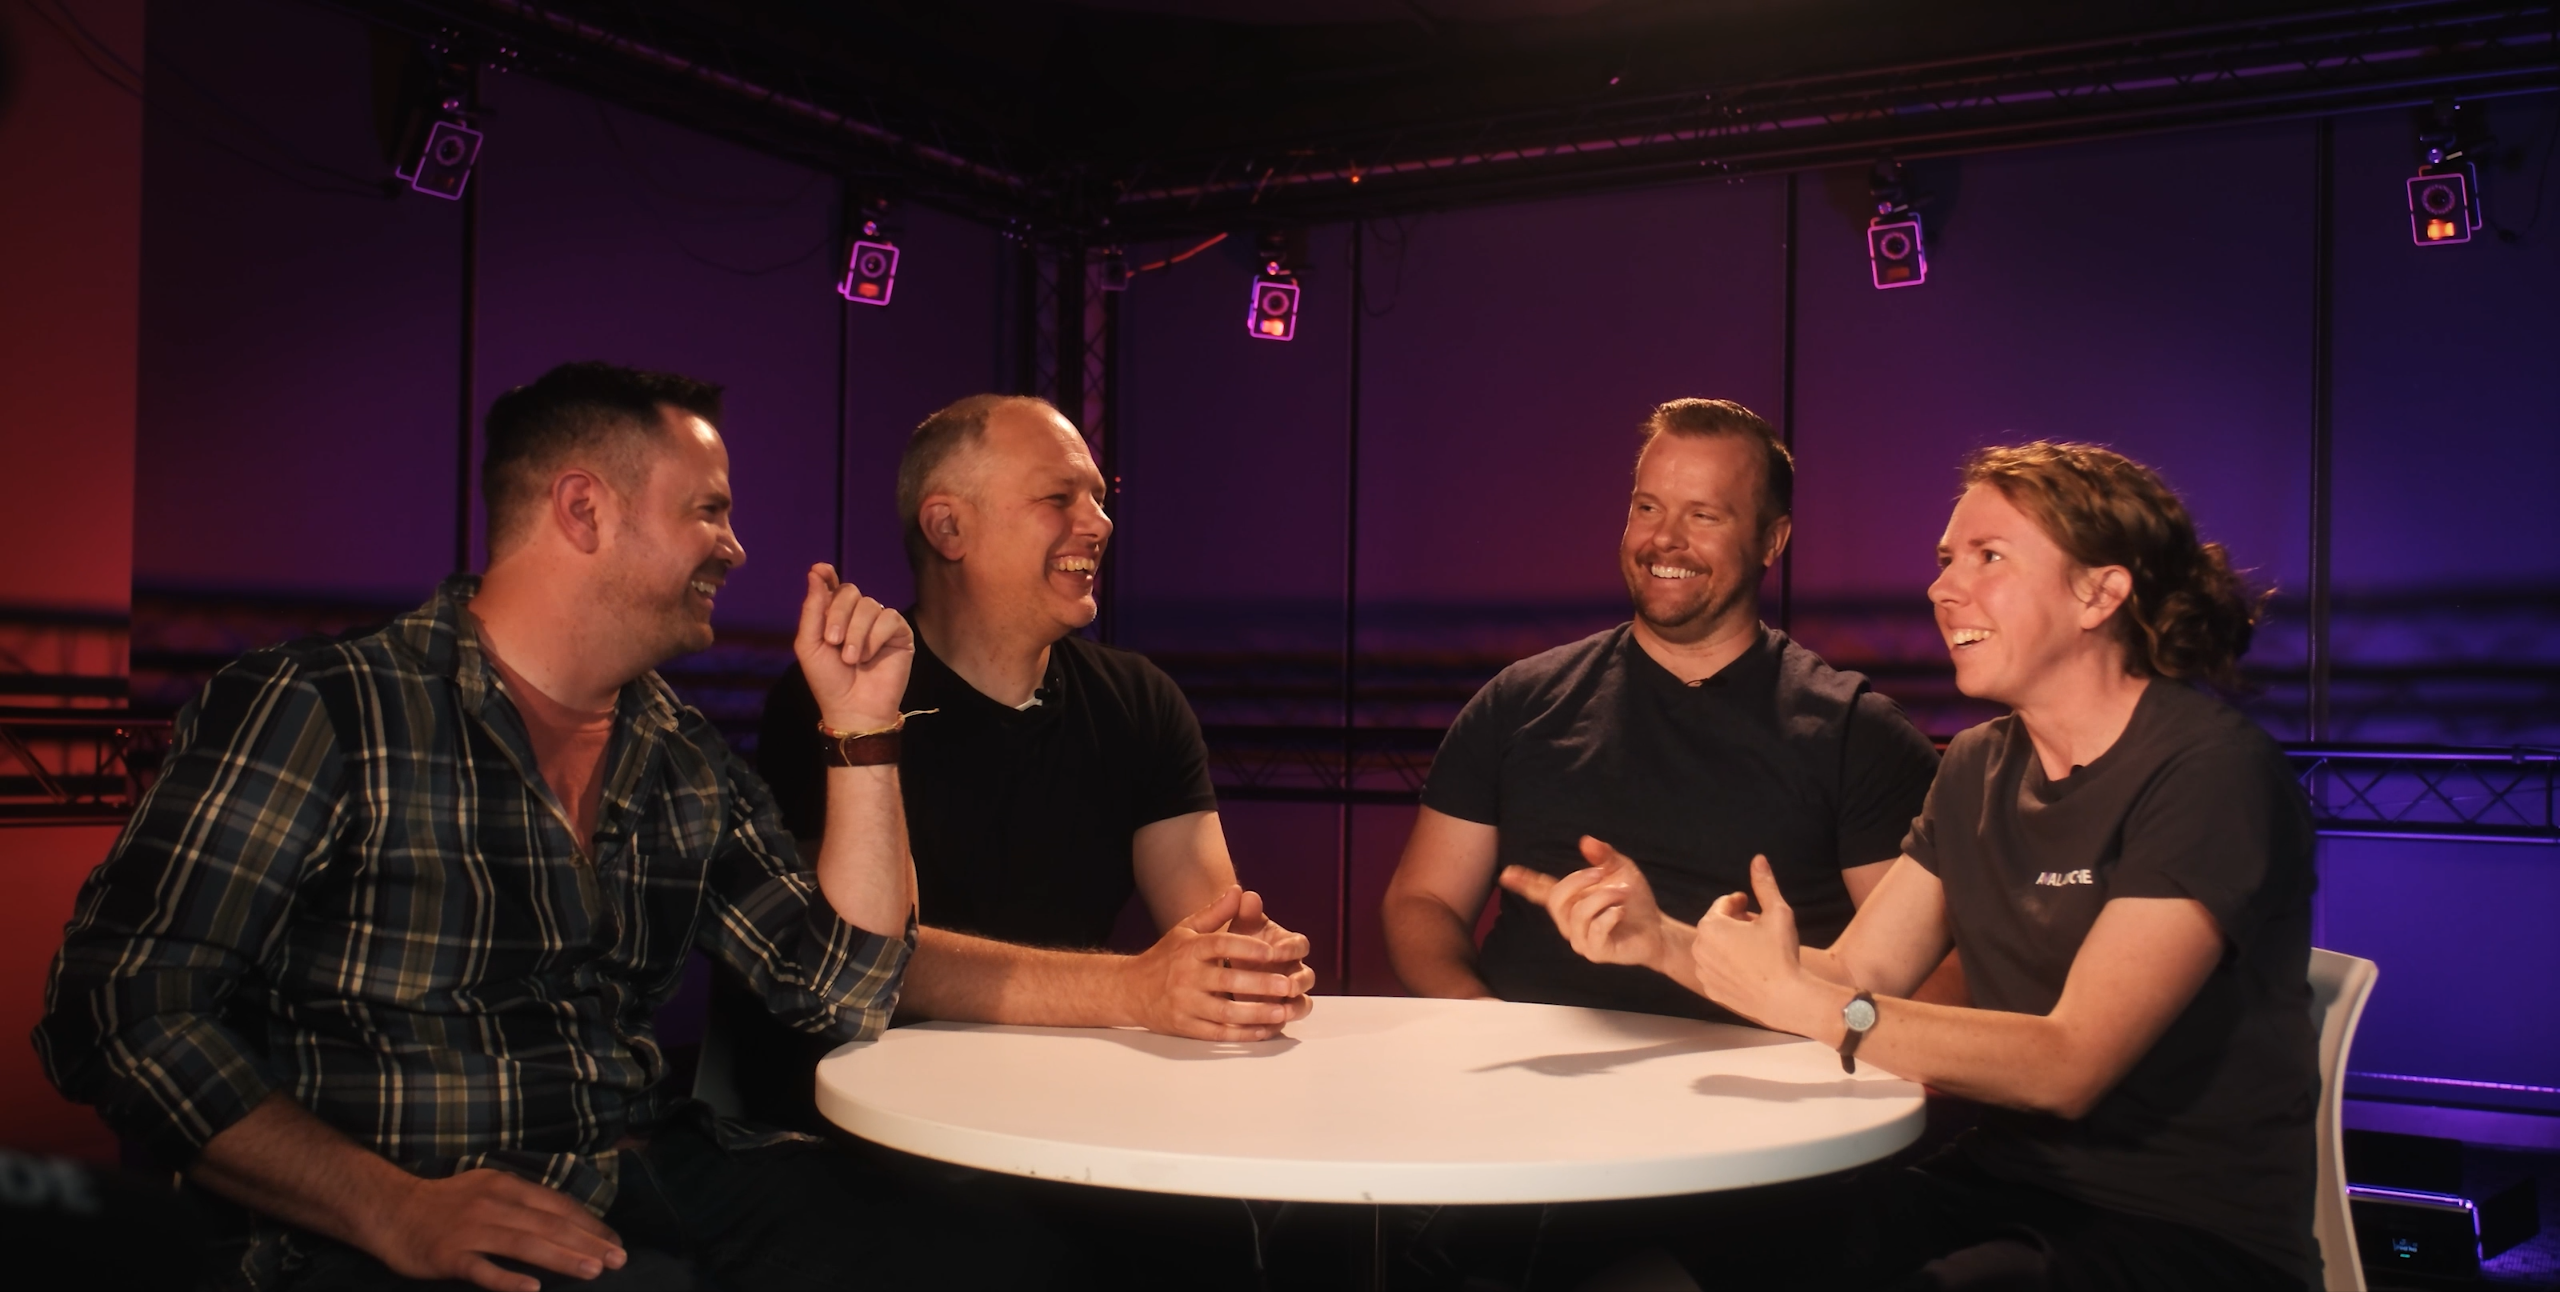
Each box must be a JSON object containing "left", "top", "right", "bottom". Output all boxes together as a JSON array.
[
  {"left": 481, "top": 361, "right": 725, "bottom": 555},
  {"left": 1962, "top": 441, "right": 2263, "bottom": 691},
  {"left": 896, "top": 393, "right": 1061, "bottom": 572},
  {"left": 1636, "top": 398, "right": 1794, "bottom": 531}
]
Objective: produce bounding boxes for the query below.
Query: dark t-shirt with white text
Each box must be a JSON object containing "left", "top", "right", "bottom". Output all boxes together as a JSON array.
[{"left": 1903, "top": 678, "right": 2319, "bottom": 1283}]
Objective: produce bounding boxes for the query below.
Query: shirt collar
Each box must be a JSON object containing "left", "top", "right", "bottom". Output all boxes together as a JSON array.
[
  {"left": 400, "top": 574, "right": 684, "bottom": 736},
  {"left": 1624, "top": 620, "right": 1782, "bottom": 694}
]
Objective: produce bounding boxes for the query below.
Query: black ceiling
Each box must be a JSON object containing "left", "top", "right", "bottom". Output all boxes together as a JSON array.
[{"left": 332, "top": 0, "right": 2560, "bottom": 238}]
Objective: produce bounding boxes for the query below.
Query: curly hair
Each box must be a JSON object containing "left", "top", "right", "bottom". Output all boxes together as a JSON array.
[{"left": 1961, "top": 442, "right": 2264, "bottom": 691}]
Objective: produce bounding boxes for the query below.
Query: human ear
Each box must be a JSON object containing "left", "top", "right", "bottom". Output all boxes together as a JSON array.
[
  {"left": 554, "top": 471, "right": 607, "bottom": 555},
  {"left": 1757, "top": 514, "right": 1793, "bottom": 569},
  {"left": 2076, "top": 565, "right": 2133, "bottom": 630},
  {"left": 918, "top": 495, "right": 968, "bottom": 561}
]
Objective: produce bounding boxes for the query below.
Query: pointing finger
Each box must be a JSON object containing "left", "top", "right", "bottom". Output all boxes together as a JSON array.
[
  {"left": 1748, "top": 855, "right": 1789, "bottom": 915},
  {"left": 1498, "top": 865, "right": 1557, "bottom": 903}
]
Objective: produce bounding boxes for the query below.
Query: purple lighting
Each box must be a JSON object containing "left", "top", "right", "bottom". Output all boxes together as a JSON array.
[
  {"left": 840, "top": 239, "right": 899, "bottom": 306},
  {"left": 1247, "top": 275, "right": 1299, "bottom": 340}
]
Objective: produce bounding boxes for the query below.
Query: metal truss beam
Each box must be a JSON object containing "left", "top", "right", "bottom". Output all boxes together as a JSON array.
[{"left": 1110, "top": 2, "right": 2560, "bottom": 234}]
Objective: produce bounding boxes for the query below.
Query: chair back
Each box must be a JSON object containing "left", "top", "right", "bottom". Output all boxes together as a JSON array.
[{"left": 2309, "top": 947, "right": 2380, "bottom": 1292}]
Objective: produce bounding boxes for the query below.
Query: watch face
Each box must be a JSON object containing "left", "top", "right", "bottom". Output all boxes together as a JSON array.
[{"left": 1844, "top": 998, "right": 1878, "bottom": 1032}]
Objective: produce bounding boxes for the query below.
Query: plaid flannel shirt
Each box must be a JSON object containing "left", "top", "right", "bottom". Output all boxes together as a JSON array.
[{"left": 37, "top": 576, "right": 910, "bottom": 1216}]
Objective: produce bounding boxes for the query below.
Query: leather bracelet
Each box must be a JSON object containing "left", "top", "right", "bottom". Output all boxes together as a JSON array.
[{"left": 817, "top": 709, "right": 936, "bottom": 768}]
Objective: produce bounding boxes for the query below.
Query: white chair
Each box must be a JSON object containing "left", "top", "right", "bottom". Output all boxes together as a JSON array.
[{"left": 2309, "top": 948, "right": 2380, "bottom": 1292}]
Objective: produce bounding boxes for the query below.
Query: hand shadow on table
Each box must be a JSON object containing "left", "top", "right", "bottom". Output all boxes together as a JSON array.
[
  {"left": 1085, "top": 1030, "right": 1303, "bottom": 1062},
  {"left": 1468, "top": 1032, "right": 1783, "bottom": 1077},
  {"left": 1690, "top": 1073, "right": 1911, "bottom": 1102}
]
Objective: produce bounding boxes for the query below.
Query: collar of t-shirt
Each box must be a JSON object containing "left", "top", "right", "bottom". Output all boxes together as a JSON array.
[
  {"left": 474, "top": 628, "right": 617, "bottom": 857},
  {"left": 908, "top": 623, "right": 1068, "bottom": 723},
  {"left": 1623, "top": 623, "right": 1782, "bottom": 699},
  {"left": 2021, "top": 675, "right": 2163, "bottom": 806}
]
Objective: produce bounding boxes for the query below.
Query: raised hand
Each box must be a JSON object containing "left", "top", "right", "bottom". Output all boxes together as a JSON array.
[
  {"left": 1689, "top": 854, "right": 1810, "bottom": 1029},
  {"left": 794, "top": 564, "right": 913, "bottom": 733},
  {"left": 1120, "top": 886, "right": 1315, "bottom": 1042},
  {"left": 1499, "top": 836, "right": 1686, "bottom": 975},
  {"left": 364, "top": 1169, "right": 626, "bottom": 1292}
]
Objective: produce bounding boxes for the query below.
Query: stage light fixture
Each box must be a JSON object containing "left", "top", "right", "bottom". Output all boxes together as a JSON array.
[
  {"left": 839, "top": 217, "right": 899, "bottom": 306},
  {"left": 1098, "top": 249, "right": 1131, "bottom": 293},
  {"left": 2407, "top": 102, "right": 2487, "bottom": 248},
  {"left": 395, "top": 118, "right": 483, "bottom": 200},
  {"left": 1866, "top": 157, "right": 1928, "bottom": 290},
  {"left": 1867, "top": 219, "right": 1926, "bottom": 289},
  {"left": 1247, "top": 274, "right": 1299, "bottom": 340},
  {"left": 384, "top": 41, "right": 482, "bottom": 202},
  {"left": 2407, "top": 167, "right": 2479, "bottom": 245}
]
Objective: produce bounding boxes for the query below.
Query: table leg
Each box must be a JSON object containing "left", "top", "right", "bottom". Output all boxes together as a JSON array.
[{"left": 1371, "top": 1203, "right": 1383, "bottom": 1292}]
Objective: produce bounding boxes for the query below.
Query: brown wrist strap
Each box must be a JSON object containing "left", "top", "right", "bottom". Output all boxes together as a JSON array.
[
  {"left": 821, "top": 729, "right": 902, "bottom": 767},
  {"left": 817, "top": 708, "right": 935, "bottom": 768}
]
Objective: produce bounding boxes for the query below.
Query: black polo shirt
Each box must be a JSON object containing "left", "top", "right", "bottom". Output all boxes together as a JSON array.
[
  {"left": 1903, "top": 678, "right": 2320, "bottom": 1283},
  {"left": 759, "top": 630, "right": 1219, "bottom": 949},
  {"left": 1424, "top": 623, "right": 1939, "bottom": 1023}
]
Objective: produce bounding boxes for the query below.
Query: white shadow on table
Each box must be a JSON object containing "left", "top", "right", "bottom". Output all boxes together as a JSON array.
[
  {"left": 1467, "top": 1032, "right": 1781, "bottom": 1077},
  {"left": 1083, "top": 1030, "right": 1304, "bottom": 1061},
  {"left": 1689, "top": 1073, "right": 1911, "bottom": 1102}
]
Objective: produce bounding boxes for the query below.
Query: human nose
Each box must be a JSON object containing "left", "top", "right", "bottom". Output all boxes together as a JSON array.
[
  {"left": 1080, "top": 494, "right": 1113, "bottom": 546},
  {"left": 1927, "top": 561, "right": 1957, "bottom": 607},
  {"left": 718, "top": 521, "right": 746, "bottom": 570}
]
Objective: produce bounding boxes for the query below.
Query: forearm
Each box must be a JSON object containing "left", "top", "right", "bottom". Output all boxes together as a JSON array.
[
  {"left": 1381, "top": 893, "right": 1494, "bottom": 998},
  {"left": 814, "top": 765, "right": 915, "bottom": 938},
  {"left": 897, "top": 926, "right": 1140, "bottom": 1027},
  {"left": 1767, "top": 977, "right": 2101, "bottom": 1117},
  {"left": 191, "top": 1093, "right": 418, "bottom": 1252},
  {"left": 1797, "top": 944, "right": 1966, "bottom": 1006}
]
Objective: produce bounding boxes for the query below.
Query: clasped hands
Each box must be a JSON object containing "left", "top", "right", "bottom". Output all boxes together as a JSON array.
[
  {"left": 1124, "top": 885, "right": 1317, "bottom": 1042},
  {"left": 1499, "top": 837, "right": 1834, "bottom": 1038}
]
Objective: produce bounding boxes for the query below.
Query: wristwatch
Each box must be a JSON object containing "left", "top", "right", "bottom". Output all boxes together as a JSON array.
[
  {"left": 817, "top": 708, "right": 935, "bottom": 768},
  {"left": 1838, "top": 990, "right": 1879, "bottom": 1073}
]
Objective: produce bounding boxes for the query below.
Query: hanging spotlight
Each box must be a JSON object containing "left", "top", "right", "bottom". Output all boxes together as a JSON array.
[
  {"left": 840, "top": 203, "right": 899, "bottom": 306},
  {"left": 2408, "top": 101, "right": 2487, "bottom": 248},
  {"left": 1866, "top": 157, "right": 1927, "bottom": 290},
  {"left": 386, "top": 40, "right": 481, "bottom": 201},
  {"left": 1247, "top": 274, "right": 1299, "bottom": 340},
  {"left": 1247, "top": 230, "right": 1301, "bottom": 341},
  {"left": 1098, "top": 248, "right": 1131, "bottom": 293},
  {"left": 399, "top": 120, "right": 483, "bottom": 200}
]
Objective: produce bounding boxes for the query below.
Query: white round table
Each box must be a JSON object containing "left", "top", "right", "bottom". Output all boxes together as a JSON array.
[{"left": 814, "top": 995, "right": 1924, "bottom": 1205}]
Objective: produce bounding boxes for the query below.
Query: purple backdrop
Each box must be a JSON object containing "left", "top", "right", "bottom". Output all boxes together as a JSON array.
[{"left": 124, "top": 0, "right": 2560, "bottom": 1100}]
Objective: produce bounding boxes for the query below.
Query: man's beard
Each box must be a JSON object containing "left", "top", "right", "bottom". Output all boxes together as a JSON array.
[{"left": 1625, "top": 563, "right": 1752, "bottom": 638}]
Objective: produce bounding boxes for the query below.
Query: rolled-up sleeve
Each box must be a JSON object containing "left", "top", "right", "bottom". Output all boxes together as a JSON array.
[
  {"left": 35, "top": 651, "right": 342, "bottom": 1166},
  {"left": 698, "top": 750, "right": 913, "bottom": 1044}
]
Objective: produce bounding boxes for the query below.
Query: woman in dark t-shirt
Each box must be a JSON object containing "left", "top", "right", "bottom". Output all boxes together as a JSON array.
[{"left": 1510, "top": 443, "right": 2320, "bottom": 1290}]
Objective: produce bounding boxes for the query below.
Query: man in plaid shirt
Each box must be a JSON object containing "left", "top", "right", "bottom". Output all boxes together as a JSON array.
[{"left": 38, "top": 364, "right": 1000, "bottom": 1290}]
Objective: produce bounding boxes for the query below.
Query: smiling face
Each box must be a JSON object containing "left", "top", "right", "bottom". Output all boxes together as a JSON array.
[
  {"left": 943, "top": 402, "right": 1112, "bottom": 640},
  {"left": 1619, "top": 431, "right": 1787, "bottom": 643},
  {"left": 597, "top": 409, "right": 745, "bottom": 665},
  {"left": 1929, "top": 482, "right": 2132, "bottom": 708}
]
